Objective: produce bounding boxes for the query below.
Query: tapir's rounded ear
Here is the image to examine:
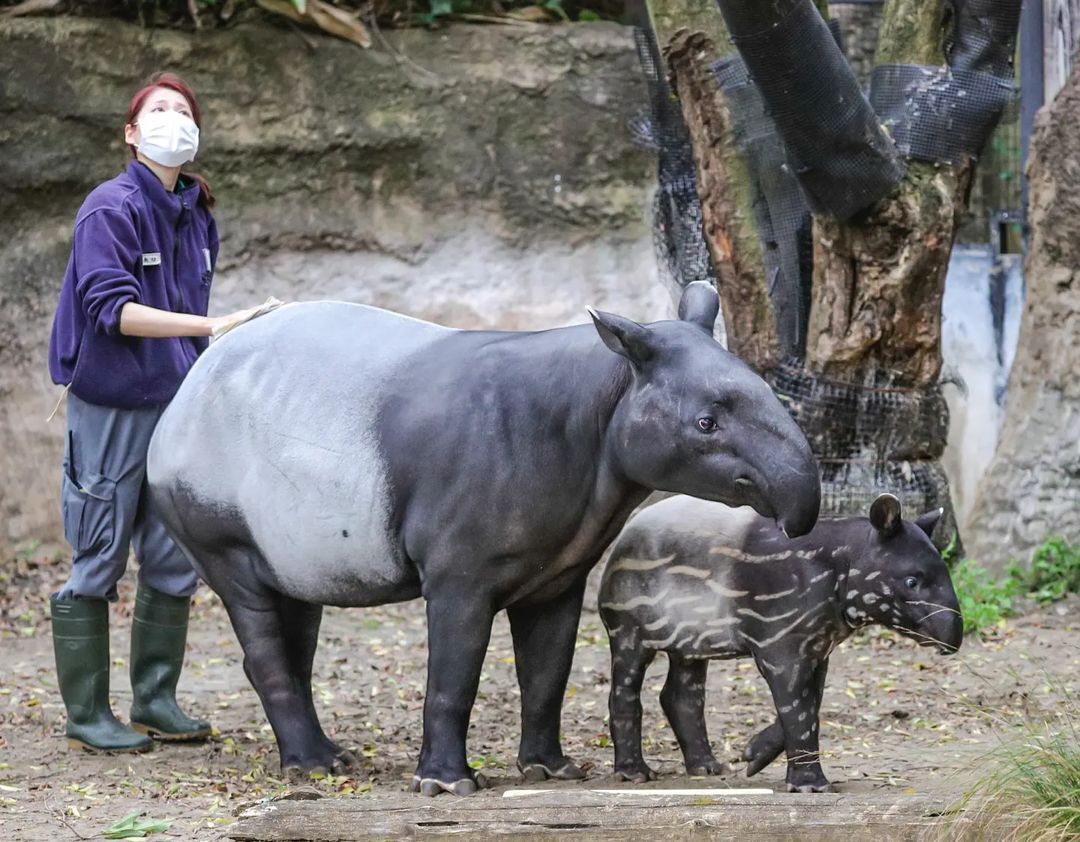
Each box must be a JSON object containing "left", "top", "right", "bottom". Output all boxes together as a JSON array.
[
  {"left": 677, "top": 281, "right": 721, "bottom": 334},
  {"left": 588, "top": 308, "right": 654, "bottom": 369},
  {"left": 914, "top": 507, "right": 944, "bottom": 538},
  {"left": 869, "top": 493, "right": 903, "bottom": 538}
]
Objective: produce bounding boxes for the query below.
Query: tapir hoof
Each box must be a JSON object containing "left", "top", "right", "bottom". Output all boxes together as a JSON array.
[
  {"left": 613, "top": 764, "right": 658, "bottom": 783},
  {"left": 744, "top": 751, "right": 780, "bottom": 779},
  {"left": 686, "top": 758, "right": 728, "bottom": 776},
  {"left": 786, "top": 781, "right": 835, "bottom": 794},
  {"left": 410, "top": 771, "right": 490, "bottom": 797},
  {"left": 517, "top": 759, "right": 587, "bottom": 783},
  {"left": 742, "top": 725, "right": 784, "bottom": 778},
  {"left": 282, "top": 745, "right": 359, "bottom": 780}
]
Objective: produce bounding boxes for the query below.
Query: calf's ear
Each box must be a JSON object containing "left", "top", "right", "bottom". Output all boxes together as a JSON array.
[
  {"left": 677, "top": 281, "right": 721, "bottom": 334},
  {"left": 869, "top": 493, "right": 902, "bottom": 538},
  {"left": 914, "top": 507, "right": 944, "bottom": 538},
  {"left": 588, "top": 308, "right": 655, "bottom": 369}
]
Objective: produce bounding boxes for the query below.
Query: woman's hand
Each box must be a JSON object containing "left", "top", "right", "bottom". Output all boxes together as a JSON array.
[
  {"left": 119, "top": 302, "right": 261, "bottom": 338},
  {"left": 206, "top": 306, "right": 264, "bottom": 338}
]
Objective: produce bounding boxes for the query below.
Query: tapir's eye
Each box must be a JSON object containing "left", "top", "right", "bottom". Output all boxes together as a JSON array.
[
  {"left": 697, "top": 417, "right": 717, "bottom": 433},
  {"left": 904, "top": 576, "right": 919, "bottom": 589}
]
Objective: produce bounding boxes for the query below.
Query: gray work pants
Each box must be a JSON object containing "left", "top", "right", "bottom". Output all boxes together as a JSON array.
[{"left": 58, "top": 392, "right": 198, "bottom": 600}]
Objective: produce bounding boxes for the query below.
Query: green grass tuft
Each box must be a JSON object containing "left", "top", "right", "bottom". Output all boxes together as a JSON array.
[{"left": 953, "top": 704, "right": 1080, "bottom": 841}]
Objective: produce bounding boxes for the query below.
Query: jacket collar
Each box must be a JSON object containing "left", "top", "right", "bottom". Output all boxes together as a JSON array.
[{"left": 127, "top": 159, "right": 201, "bottom": 225}]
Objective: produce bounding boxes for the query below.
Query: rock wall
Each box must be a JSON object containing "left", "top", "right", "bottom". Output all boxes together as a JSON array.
[
  {"left": 966, "top": 61, "right": 1080, "bottom": 569},
  {"left": 0, "top": 18, "right": 669, "bottom": 553}
]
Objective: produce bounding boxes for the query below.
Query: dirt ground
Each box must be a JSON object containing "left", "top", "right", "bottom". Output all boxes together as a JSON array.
[{"left": 1, "top": 548, "right": 1078, "bottom": 841}]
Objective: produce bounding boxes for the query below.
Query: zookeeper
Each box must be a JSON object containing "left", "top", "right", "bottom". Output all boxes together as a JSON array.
[{"left": 47, "top": 72, "right": 255, "bottom": 753}]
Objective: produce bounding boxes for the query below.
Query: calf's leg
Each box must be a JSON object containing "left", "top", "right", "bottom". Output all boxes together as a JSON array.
[
  {"left": 754, "top": 655, "right": 832, "bottom": 792},
  {"left": 507, "top": 580, "right": 588, "bottom": 782},
  {"left": 743, "top": 720, "right": 784, "bottom": 777},
  {"left": 745, "top": 656, "right": 830, "bottom": 779},
  {"left": 608, "top": 631, "right": 657, "bottom": 782},
  {"left": 660, "top": 656, "right": 726, "bottom": 776}
]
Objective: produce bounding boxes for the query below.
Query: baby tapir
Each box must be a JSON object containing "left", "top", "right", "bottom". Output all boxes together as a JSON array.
[{"left": 598, "top": 493, "right": 963, "bottom": 793}]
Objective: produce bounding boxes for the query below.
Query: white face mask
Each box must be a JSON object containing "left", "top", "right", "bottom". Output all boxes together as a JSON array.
[{"left": 137, "top": 110, "right": 200, "bottom": 168}]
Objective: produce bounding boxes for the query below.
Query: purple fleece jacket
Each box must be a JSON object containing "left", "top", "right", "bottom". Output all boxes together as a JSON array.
[{"left": 48, "top": 160, "right": 218, "bottom": 409}]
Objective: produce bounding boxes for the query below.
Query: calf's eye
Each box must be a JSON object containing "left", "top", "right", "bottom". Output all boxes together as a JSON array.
[
  {"left": 697, "top": 417, "right": 717, "bottom": 433},
  {"left": 904, "top": 576, "right": 918, "bottom": 589}
]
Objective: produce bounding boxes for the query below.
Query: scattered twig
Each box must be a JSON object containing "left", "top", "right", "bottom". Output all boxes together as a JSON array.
[
  {"left": 454, "top": 12, "right": 545, "bottom": 26},
  {"left": 187, "top": 0, "right": 203, "bottom": 29},
  {"left": 0, "top": 0, "right": 64, "bottom": 17},
  {"left": 367, "top": 12, "right": 439, "bottom": 80},
  {"left": 256, "top": 0, "right": 372, "bottom": 48},
  {"left": 285, "top": 18, "right": 321, "bottom": 52},
  {"left": 44, "top": 794, "right": 91, "bottom": 840}
]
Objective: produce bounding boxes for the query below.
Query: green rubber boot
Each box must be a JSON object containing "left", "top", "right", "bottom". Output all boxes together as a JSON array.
[
  {"left": 129, "top": 585, "right": 212, "bottom": 741},
  {"left": 50, "top": 596, "right": 154, "bottom": 753}
]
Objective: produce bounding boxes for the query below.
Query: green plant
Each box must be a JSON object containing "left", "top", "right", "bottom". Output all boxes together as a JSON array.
[
  {"left": 949, "top": 537, "right": 1080, "bottom": 635},
  {"left": 950, "top": 557, "right": 1020, "bottom": 634},
  {"left": 953, "top": 703, "right": 1080, "bottom": 840},
  {"left": 1025, "top": 537, "right": 1080, "bottom": 604}
]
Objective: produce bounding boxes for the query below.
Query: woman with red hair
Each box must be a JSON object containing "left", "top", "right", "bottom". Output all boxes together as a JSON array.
[{"left": 47, "top": 73, "right": 253, "bottom": 753}]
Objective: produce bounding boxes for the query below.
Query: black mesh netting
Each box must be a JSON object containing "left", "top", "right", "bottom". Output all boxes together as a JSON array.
[
  {"left": 870, "top": 65, "right": 1015, "bottom": 164},
  {"left": 870, "top": 0, "right": 1020, "bottom": 164},
  {"left": 766, "top": 362, "right": 956, "bottom": 536},
  {"left": 631, "top": 28, "right": 717, "bottom": 300},
  {"left": 715, "top": 0, "right": 905, "bottom": 221}
]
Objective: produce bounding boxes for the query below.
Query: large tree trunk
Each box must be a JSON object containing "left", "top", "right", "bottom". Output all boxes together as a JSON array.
[
  {"left": 805, "top": 1, "right": 970, "bottom": 386},
  {"left": 640, "top": 0, "right": 1021, "bottom": 544}
]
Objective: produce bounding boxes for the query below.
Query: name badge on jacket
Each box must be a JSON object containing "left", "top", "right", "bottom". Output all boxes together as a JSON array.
[{"left": 142, "top": 252, "right": 162, "bottom": 267}]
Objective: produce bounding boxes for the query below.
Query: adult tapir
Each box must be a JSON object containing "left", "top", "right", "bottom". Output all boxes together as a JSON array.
[{"left": 146, "top": 281, "right": 820, "bottom": 796}]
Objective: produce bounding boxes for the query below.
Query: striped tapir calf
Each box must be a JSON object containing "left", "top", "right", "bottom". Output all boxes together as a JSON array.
[
  {"left": 146, "top": 282, "right": 821, "bottom": 796},
  {"left": 599, "top": 492, "right": 962, "bottom": 793}
]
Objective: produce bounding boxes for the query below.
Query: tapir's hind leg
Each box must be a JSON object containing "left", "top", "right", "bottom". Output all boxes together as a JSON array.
[
  {"left": 507, "top": 579, "right": 588, "bottom": 782},
  {"left": 743, "top": 720, "right": 784, "bottom": 777},
  {"left": 660, "top": 656, "right": 727, "bottom": 776},
  {"left": 277, "top": 594, "right": 358, "bottom": 771},
  {"left": 224, "top": 592, "right": 355, "bottom": 777},
  {"left": 178, "top": 538, "right": 354, "bottom": 779}
]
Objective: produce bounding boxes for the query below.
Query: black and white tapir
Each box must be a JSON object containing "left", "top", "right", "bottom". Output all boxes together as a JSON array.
[
  {"left": 146, "top": 282, "right": 821, "bottom": 796},
  {"left": 599, "top": 492, "right": 962, "bottom": 793}
]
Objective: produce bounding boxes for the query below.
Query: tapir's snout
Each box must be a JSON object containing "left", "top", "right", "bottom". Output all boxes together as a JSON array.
[
  {"left": 757, "top": 418, "right": 821, "bottom": 539},
  {"left": 775, "top": 475, "right": 821, "bottom": 539},
  {"left": 932, "top": 610, "right": 964, "bottom": 656},
  {"left": 912, "top": 602, "right": 963, "bottom": 656}
]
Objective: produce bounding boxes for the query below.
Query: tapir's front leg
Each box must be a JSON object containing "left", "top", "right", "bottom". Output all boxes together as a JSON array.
[
  {"left": 507, "top": 579, "right": 588, "bottom": 782},
  {"left": 753, "top": 653, "right": 832, "bottom": 793},
  {"left": 608, "top": 629, "right": 658, "bottom": 782},
  {"left": 412, "top": 590, "right": 495, "bottom": 797},
  {"left": 744, "top": 658, "right": 829, "bottom": 779}
]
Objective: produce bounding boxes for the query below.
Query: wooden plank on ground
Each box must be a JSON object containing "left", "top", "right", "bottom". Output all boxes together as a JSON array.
[{"left": 229, "top": 790, "right": 976, "bottom": 841}]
